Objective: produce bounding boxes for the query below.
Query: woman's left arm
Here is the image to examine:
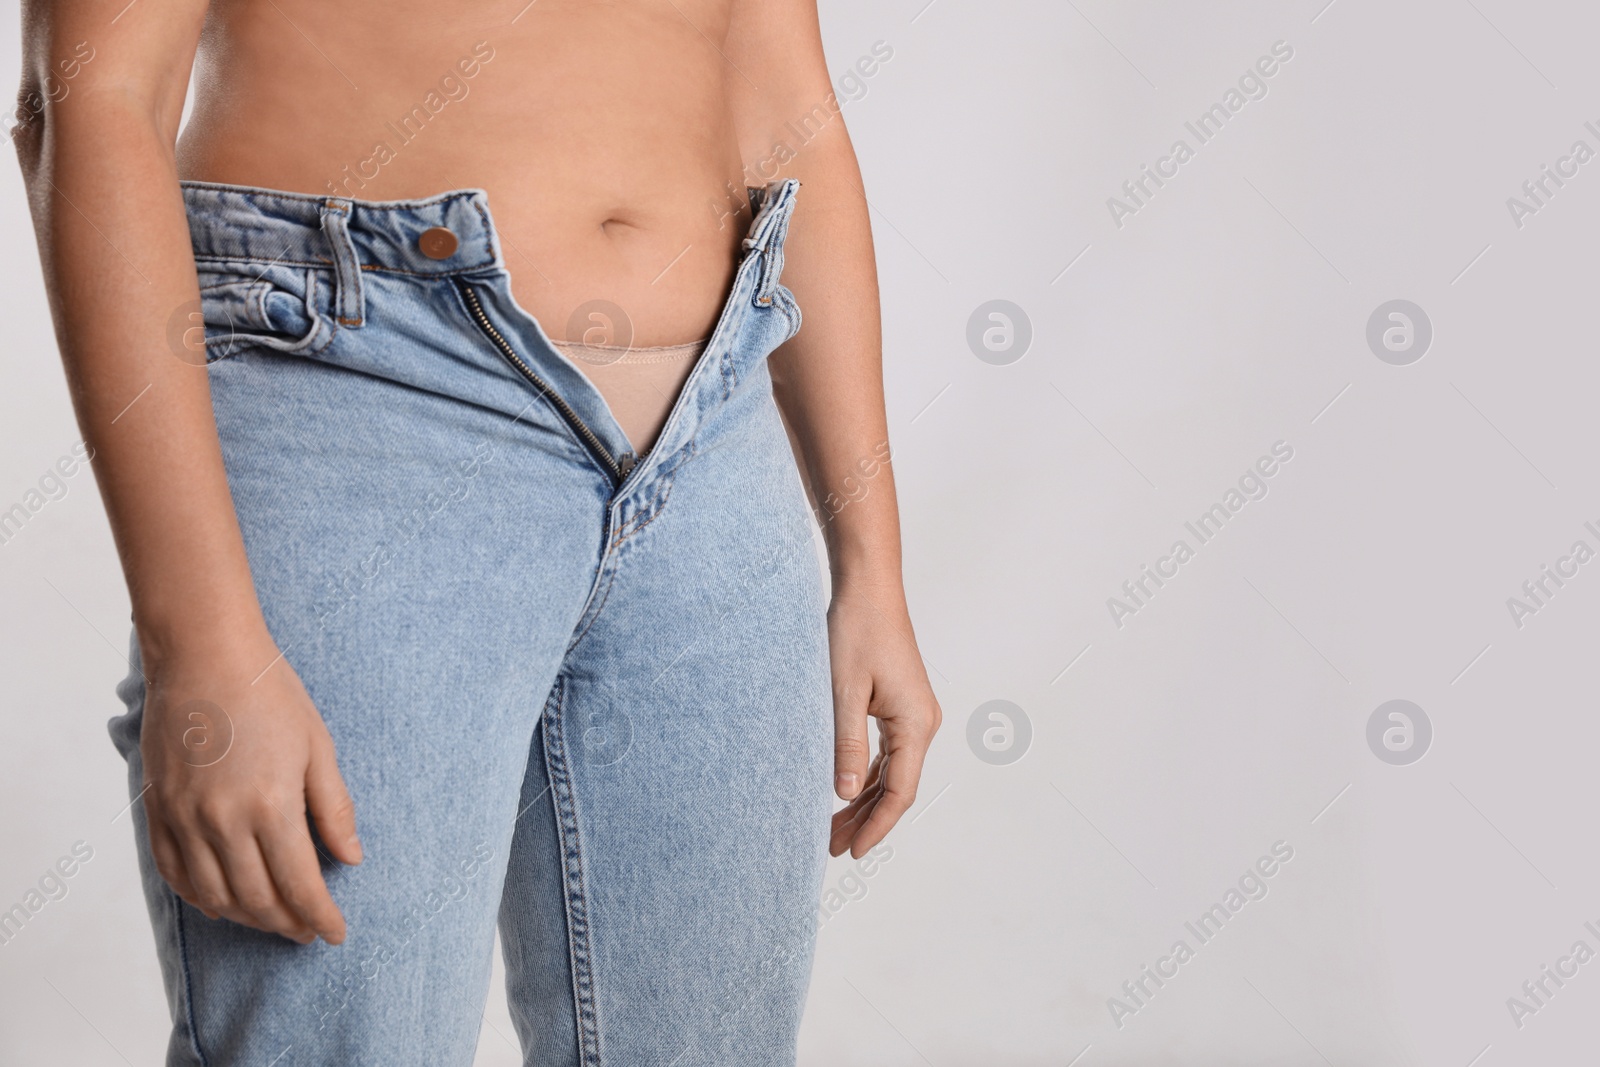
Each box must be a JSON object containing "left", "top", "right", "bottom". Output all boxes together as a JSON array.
[{"left": 726, "top": 0, "right": 941, "bottom": 858}]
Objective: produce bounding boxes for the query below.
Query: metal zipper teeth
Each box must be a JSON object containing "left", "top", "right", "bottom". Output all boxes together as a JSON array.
[{"left": 456, "top": 281, "right": 625, "bottom": 482}]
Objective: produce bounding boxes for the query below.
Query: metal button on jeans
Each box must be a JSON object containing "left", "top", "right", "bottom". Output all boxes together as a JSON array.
[{"left": 419, "top": 226, "right": 458, "bottom": 260}]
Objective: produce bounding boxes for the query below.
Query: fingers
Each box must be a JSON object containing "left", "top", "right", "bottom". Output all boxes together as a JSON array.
[
  {"left": 151, "top": 786, "right": 347, "bottom": 943},
  {"left": 305, "top": 738, "right": 362, "bottom": 866},
  {"left": 829, "top": 795, "right": 877, "bottom": 856},
  {"left": 847, "top": 736, "right": 927, "bottom": 859},
  {"left": 832, "top": 679, "right": 872, "bottom": 801},
  {"left": 828, "top": 692, "right": 939, "bottom": 858},
  {"left": 828, "top": 755, "right": 883, "bottom": 856},
  {"left": 147, "top": 815, "right": 202, "bottom": 911},
  {"left": 172, "top": 831, "right": 238, "bottom": 923},
  {"left": 257, "top": 817, "right": 348, "bottom": 945},
  {"left": 211, "top": 835, "right": 315, "bottom": 944}
]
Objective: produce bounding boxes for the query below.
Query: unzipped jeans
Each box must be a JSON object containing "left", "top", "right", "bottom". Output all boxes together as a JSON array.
[{"left": 109, "top": 177, "right": 833, "bottom": 1067}]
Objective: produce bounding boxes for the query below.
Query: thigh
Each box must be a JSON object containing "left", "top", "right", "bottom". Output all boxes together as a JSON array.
[
  {"left": 506, "top": 367, "right": 834, "bottom": 1066},
  {"left": 111, "top": 303, "right": 611, "bottom": 1064}
]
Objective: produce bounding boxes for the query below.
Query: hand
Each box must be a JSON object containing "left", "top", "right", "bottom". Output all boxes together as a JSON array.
[
  {"left": 139, "top": 628, "right": 361, "bottom": 944},
  {"left": 827, "top": 579, "right": 942, "bottom": 858}
]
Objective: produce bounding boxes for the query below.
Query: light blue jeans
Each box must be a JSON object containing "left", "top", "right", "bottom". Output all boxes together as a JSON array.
[{"left": 109, "top": 178, "right": 834, "bottom": 1065}]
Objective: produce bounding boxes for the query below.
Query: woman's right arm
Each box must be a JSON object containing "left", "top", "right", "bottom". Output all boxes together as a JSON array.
[{"left": 16, "top": 0, "right": 360, "bottom": 944}]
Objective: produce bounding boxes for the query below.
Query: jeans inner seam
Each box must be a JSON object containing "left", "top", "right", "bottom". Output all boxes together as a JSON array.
[
  {"left": 542, "top": 679, "right": 603, "bottom": 1065},
  {"left": 171, "top": 888, "right": 211, "bottom": 1067}
]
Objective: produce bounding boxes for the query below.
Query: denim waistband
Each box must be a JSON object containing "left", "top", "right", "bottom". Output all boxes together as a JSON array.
[
  {"left": 180, "top": 182, "right": 497, "bottom": 273},
  {"left": 179, "top": 178, "right": 800, "bottom": 330}
]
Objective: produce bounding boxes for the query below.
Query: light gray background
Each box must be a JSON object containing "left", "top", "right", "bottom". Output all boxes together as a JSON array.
[{"left": 3, "top": 0, "right": 1596, "bottom": 1063}]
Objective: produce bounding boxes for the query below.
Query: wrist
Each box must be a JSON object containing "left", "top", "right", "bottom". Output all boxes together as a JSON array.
[
  {"left": 829, "top": 562, "right": 907, "bottom": 603},
  {"left": 134, "top": 603, "right": 276, "bottom": 680}
]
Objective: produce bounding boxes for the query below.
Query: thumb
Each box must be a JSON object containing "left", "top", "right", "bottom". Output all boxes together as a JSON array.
[
  {"left": 306, "top": 739, "right": 362, "bottom": 865},
  {"left": 833, "top": 676, "right": 872, "bottom": 800}
]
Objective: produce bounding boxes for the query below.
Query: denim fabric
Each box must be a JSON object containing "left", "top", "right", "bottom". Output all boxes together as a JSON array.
[{"left": 108, "top": 178, "right": 833, "bottom": 1066}]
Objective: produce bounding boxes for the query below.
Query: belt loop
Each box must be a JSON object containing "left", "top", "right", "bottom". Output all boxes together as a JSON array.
[
  {"left": 319, "top": 198, "right": 366, "bottom": 328},
  {"left": 752, "top": 179, "right": 800, "bottom": 308}
]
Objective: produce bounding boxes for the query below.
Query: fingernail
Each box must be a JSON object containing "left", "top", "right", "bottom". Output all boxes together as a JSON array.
[
  {"left": 836, "top": 773, "right": 859, "bottom": 797},
  {"left": 350, "top": 836, "right": 364, "bottom": 864}
]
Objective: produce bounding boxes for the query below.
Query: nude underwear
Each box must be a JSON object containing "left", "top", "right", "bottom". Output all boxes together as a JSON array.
[{"left": 551, "top": 338, "right": 709, "bottom": 455}]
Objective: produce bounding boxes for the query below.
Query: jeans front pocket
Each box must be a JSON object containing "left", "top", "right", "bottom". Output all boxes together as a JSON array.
[{"left": 195, "top": 262, "right": 331, "bottom": 363}]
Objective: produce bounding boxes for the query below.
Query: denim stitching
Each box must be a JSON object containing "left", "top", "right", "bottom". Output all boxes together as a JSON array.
[
  {"left": 466, "top": 195, "right": 497, "bottom": 265},
  {"left": 752, "top": 187, "right": 796, "bottom": 308},
  {"left": 342, "top": 194, "right": 482, "bottom": 212},
  {"left": 250, "top": 278, "right": 270, "bottom": 329},
  {"left": 612, "top": 436, "right": 698, "bottom": 544},
  {"left": 723, "top": 182, "right": 796, "bottom": 393},
  {"left": 718, "top": 271, "right": 758, "bottom": 399},
  {"left": 541, "top": 679, "right": 603, "bottom": 1066},
  {"left": 611, "top": 470, "right": 671, "bottom": 545},
  {"left": 194, "top": 255, "right": 331, "bottom": 270},
  {"left": 200, "top": 257, "right": 493, "bottom": 278},
  {"left": 322, "top": 200, "right": 367, "bottom": 328},
  {"left": 181, "top": 179, "right": 483, "bottom": 213},
  {"left": 612, "top": 477, "right": 669, "bottom": 546},
  {"left": 356, "top": 262, "right": 492, "bottom": 278},
  {"left": 171, "top": 890, "right": 211, "bottom": 1066},
  {"left": 298, "top": 271, "right": 340, "bottom": 359},
  {"left": 614, "top": 474, "right": 679, "bottom": 546},
  {"left": 565, "top": 553, "right": 620, "bottom": 657}
]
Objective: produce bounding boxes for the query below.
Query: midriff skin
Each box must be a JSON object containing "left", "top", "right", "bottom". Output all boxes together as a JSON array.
[{"left": 180, "top": 0, "right": 751, "bottom": 349}]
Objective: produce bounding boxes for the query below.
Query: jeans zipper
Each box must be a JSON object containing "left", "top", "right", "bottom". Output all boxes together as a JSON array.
[{"left": 456, "top": 281, "right": 630, "bottom": 483}]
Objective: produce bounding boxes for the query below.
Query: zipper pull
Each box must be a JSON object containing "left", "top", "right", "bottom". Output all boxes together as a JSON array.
[{"left": 618, "top": 452, "right": 637, "bottom": 480}]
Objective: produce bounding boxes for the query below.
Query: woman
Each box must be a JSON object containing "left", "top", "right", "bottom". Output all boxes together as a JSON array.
[{"left": 15, "top": 0, "right": 940, "bottom": 1063}]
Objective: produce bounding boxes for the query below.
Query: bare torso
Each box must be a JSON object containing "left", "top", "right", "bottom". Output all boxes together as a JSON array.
[{"left": 178, "top": 0, "right": 748, "bottom": 349}]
